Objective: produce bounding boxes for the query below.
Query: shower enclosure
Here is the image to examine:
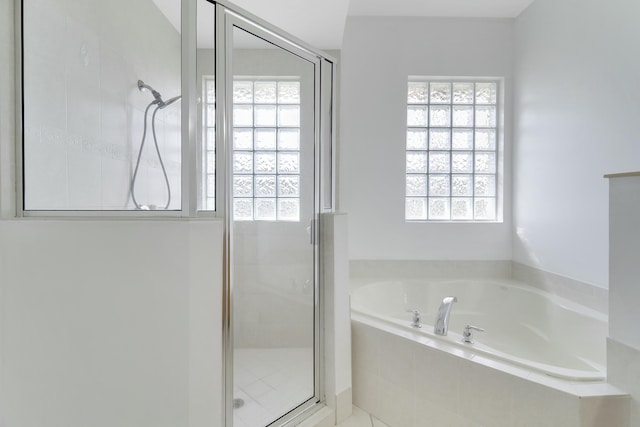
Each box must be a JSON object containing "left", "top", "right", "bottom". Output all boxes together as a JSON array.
[
  {"left": 20, "top": 0, "right": 334, "bottom": 426},
  {"left": 216, "top": 4, "right": 334, "bottom": 426}
]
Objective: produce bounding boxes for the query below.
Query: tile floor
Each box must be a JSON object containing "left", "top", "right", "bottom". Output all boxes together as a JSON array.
[
  {"left": 232, "top": 348, "right": 384, "bottom": 427},
  {"left": 233, "top": 347, "right": 314, "bottom": 427},
  {"left": 335, "top": 406, "right": 389, "bottom": 427}
]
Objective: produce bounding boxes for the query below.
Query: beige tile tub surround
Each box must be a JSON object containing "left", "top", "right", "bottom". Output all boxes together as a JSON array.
[
  {"left": 352, "top": 319, "right": 629, "bottom": 427},
  {"left": 512, "top": 262, "right": 608, "bottom": 314},
  {"left": 350, "top": 260, "right": 512, "bottom": 283},
  {"left": 607, "top": 339, "right": 640, "bottom": 426}
]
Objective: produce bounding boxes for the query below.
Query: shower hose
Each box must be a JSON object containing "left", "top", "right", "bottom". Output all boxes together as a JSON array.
[{"left": 130, "top": 101, "right": 172, "bottom": 210}]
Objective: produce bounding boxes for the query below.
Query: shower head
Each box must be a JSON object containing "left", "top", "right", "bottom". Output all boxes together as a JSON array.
[
  {"left": 138, "top": 79, "right": 162, "bottom": 104},
  {"left": 159, "top": 95, "right": 182, "bottom": 109},
  {"left": 138, "top": 80, "right": 181, "bottom": 109}
]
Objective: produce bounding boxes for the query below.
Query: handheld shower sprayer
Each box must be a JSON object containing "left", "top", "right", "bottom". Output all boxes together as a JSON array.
[
  {"left": 131, "top": 80, "right": 182, "bottom": 210},
  {"left": 159, "top": 95, "right": 182, "bottom": 109}
]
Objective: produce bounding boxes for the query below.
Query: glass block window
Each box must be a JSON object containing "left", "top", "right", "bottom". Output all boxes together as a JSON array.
[
  {"left": 203, "top": 78, "right": 216, "bottom": 210},
  {"left": 405, "top": 80, "right": 499, "bottom": 221},
  {"left": 232, "top": 79, "right": 301, "bottom": 221}
]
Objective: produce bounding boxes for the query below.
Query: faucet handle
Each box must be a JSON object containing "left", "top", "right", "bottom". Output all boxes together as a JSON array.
[
  {"left": 406, "top": 309, "right": 422, "bottom": 328},
  {"left": 462, "top": 324, "right": 484, "bottom": 344}
]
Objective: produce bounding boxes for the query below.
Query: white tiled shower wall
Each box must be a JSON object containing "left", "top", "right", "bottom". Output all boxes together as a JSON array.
[{"left": 22, "top": 0, "right": 181, "bottom": 210}]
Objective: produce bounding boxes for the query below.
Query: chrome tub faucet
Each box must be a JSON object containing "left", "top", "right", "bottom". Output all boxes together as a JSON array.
[{"left": 434, "top": 296, "right": 458, "bottom": 336}]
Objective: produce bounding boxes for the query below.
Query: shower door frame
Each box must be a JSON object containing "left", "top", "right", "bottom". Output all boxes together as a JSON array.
[{"left": 215, "top": 2, "right": 334, "bottom": 426}]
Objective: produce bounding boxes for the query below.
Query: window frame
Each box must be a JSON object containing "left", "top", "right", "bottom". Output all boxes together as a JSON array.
[
  {"left": 405, "top": 77, "right": 504, "bottom": 223},
  {"left": 203, "top": 76, "right": 217, "bottom": 212},
  {"left": 229, "top": 77, "right": 303, "bottom": 222}
]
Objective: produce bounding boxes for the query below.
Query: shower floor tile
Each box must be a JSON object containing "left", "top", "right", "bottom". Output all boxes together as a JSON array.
[{"left": 233, "top": 347, "right": 314, "bottom": 427}]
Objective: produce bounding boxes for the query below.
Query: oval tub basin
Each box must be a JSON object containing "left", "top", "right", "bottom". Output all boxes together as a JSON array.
[{"left": 350, "top": 279, "right": 607, "bottom": 381}]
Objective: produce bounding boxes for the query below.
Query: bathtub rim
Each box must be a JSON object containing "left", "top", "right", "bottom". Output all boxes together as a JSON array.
[{"left": 351, "top": 277, "right": 608, "bottom": 321}]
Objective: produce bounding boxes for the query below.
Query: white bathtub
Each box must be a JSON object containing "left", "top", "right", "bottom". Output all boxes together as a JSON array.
[{"left": 351, "top": 279, "right": 607, "bottom": 381}]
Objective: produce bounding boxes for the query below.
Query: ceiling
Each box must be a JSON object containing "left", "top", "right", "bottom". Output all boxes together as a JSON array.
[
  {"left": 152, "top": 0, "right": 536, "bottom": 50},
  {"left": 234, "top": 0, "right": 536, "bottom": 49},
  {"left": 231, "top": 0, "right": 350, "bottom": 50},
  {"left": 348, "top": 0, "right": 536, "bottom": 19}
]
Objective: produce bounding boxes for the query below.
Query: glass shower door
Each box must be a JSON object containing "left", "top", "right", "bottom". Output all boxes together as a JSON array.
[{"left": 225, "top": 14, "right": 320, "bottom": 427}]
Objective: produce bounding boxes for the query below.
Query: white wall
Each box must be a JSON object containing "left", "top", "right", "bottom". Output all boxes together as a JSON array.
[
  {"left": 0, "top": 220, "right": 222, "bottom": 427},
  {"left": 339, "top": 16, "right": 514, "bottom": 261},
  {"left": 608, "top": 175, "right": 640, "bottom": 350},
  {"left": 22, "top": 0, "right": 181, "bottom": 210},
  {"left": 607, "top": 174, "right": 640, "bottom": 425},
  {"left": 512, "top": 0, "right": 640, "bottom": 288},
  {"left": 0, "top": 0, "right": 14, "bottom": 218}
]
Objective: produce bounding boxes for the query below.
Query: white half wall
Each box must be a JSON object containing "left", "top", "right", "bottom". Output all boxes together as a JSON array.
[
  {"left": 512, "top": 0, "right": 640, "bottom": 288},
  {"left": 608, "top": 175, "right": 640, "bottom": 350},
  {"left": 0, "top": 220, "right": 223, "bottom": 427},
  {"left": 607, "top": 174, "right": 640, "bottom": 425},
  {"left": 322, "top": 213, "right": 352, "bottom": 423},
  {"left": 339, "top": 16, "right": 514, "bottom": 261}
]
